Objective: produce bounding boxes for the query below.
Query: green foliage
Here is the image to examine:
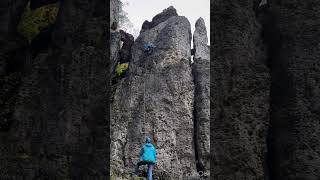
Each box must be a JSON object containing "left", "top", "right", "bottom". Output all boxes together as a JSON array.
[
  {"left": 17, "top": 2, "right": 60, "bottom": 42},
  {"left": 115, "top": 63, "right": 129, "bottom": 76}
]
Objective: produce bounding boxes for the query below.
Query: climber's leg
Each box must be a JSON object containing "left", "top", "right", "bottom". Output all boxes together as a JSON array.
[
  {"left": 148, "top": 48, "right": 153, "bottom": 55},
  {"left": 135, "top": 161, "right": 147, "bottom": 175},
  {"left": 147, "top": 163, "right": 154, "bottom": 180},
  {"left": 134, "top": 161, "right": 141, "bottom": 175}
]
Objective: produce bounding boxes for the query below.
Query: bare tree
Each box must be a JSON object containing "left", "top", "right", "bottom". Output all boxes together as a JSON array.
[{"left": 119, "top": 0, "right": 139, "bottom": 39}]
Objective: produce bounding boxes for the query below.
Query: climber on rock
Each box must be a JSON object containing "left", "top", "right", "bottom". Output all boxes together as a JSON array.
[
  {"left": 143, "top": 43, "right": 155, "bottom": 55},
  {"left": 134, "top": 137, "right": 157, "bottom": 180}
]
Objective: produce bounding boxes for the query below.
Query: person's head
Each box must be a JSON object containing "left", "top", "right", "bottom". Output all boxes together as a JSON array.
[{"left": 145, "top": 137, "right": 151, "bottom": 143}]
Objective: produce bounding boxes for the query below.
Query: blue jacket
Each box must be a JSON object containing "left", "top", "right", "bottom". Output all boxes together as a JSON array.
[
  {"left": 143, "top": 43, "right": 155, "bottom": 50},
  {"left": 139, "top": 143, "right": 156, "bottom": 163}
]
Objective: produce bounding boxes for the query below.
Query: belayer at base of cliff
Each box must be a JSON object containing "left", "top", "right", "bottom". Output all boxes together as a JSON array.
[{"left": 134, "top": 137, "right": 157, "bottom": 180}]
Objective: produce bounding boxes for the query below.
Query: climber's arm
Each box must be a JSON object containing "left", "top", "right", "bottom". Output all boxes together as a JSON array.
[{"left": 139, "top": 146, "right": 144, "bottom": 157}]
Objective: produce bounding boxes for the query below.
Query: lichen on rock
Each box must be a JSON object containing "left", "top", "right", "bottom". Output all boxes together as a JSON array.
[{"left": 17, "top": 2, "right": 59, "bottom": 42}]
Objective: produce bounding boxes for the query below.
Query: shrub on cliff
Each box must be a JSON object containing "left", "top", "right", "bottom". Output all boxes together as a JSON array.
[
  {"left": 115, "top": 63, "right": 129, "bottom": 76},
  {"left": 17, "top": 2, "right": 59, "bottom": 42}
]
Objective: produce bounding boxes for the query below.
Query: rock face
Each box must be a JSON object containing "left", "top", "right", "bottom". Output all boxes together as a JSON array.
[
  {"left": 211, "top": 0, "right": 270, "bottom": 179},
  {"left": 0, "top": 0, "right": 108, "bottom": 179},
  {"left": 110, "top": 31, "right": 121, "bottom": 74},
  {"left": 110, "top": 0, "right": 121, "bottom": 74},
  {"left": 212, "top": 0, "right": 320, "bottom": 179},
  {"left": 110, "top": 0, "right": 121, "bottom": 31},
  {"left": 0, "top": 58, "right": 5, "bottom": 75},
  {"left": 111, "top": 7, "right": 199, "bottom": 179},
  {"left": 0, "top": 0, "right": 28, "bottom": 44},
  {"left": 4, "top": 0, "right": 318, "bottom": 179},
  {"left": 30, "top": 0, "right": 59, "bottom": 10},
  {"left": 192, "top": 18, "right": 210, "bottom": 173},
  {"left": 268, "top": 0, "right": 320, "bottom": 179},
  {"left": 141, "top": 6, "right": 178, "bottom": 32},
  {"left": 193, "top": 18, "right": 210, "bottom": 60},
  {"left": 0, "top": 0, "right": 29, "bottom": 131},
  {"left": 119, "top": 30, "right": 134, "bottom": 63}
]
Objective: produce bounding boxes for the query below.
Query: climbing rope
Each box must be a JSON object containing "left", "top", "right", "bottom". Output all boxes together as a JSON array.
[{"left": 142, "top": 45, "right": 147, "bottom": 136}]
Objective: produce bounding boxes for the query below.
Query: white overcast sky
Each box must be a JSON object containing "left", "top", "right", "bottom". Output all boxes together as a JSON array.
[{"left": 123, "top": 0, "right": 210, "bottom": 43}]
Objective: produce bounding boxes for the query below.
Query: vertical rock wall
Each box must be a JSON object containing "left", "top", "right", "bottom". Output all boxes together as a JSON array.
[
  {"left": 111, "top": 7, "right": 199, "bottom": 179},
  {"left": 0, "top": 0, "right": 29, "bottom": 131},
  {"left": 0, "top": 0, "right": 108, "bottom": 179},
  {"left": 212, "top": 0, "right": 320, "bottom": 179},
  {"left": 211, "top": 0, "right": 270, "bottom": 179},
  {"left": 268, "top": 0, "right": 320, "bottom": 179},
  {"left": 3, "top": 0, "right": 318, "bottom": 179},
  {"left": 128, "top": 15, "right": 195, "bottom": 178},
  {"left": 192, "top": 17, "right": 210, "bottom": 173},
  {"left": 110, "top": 0, "right": 121, "bottom": 74}
]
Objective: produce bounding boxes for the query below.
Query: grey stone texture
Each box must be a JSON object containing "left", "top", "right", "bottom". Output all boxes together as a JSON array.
[
  {"left": 29, "top": 0, "right": 58, "bottom": 10},
  {"left": 1, "top": 0, "right": 318, "bottom": 179},
  {"left": 141, "top": 6, "right": 178, "bottom": 33},
  {"left": 211, "top": 0, "right": 271, "bottom": 179},
  {"left": 111, "top": 7, "right": 201, "bottom": 179},
  {"left": 0, "top": 0, "right": 108, "bottom": 179},
  {"left": 192, "top": 17, "right": 210, "bottom": 174},
  {"left": 211, "top": 0, "right": 320, "bottom": 179},
  {"left": 0, "top": 0, "right": 29, "bottom": 132},
  {"left": 268, "top": 0, "right": 320, "bottom": 179}
]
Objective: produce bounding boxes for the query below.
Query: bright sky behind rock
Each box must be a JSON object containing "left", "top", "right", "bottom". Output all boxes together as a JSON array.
[{"left": 123, "top": 0, "right": 210, "bottom": 44}]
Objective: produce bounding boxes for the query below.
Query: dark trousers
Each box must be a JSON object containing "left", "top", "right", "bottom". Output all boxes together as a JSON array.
[{"left": 135, "top": 161, "right": 154, "bottom": 180}]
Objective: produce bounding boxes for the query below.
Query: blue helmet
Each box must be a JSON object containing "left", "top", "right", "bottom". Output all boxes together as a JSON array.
[
  {"left": 146, "top": 137, "right": 151, "bottom": 143},
  {"left": 144, "top": 43, "right": 154, "bottom": 49}
]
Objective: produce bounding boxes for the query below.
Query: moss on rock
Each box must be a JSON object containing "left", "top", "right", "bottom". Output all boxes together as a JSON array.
[
  {"left": 115, "top": 63, "right": 129, "bottom": 76},
  {"left": 17, "top": 2, "right": 59, "bottom": 42}
]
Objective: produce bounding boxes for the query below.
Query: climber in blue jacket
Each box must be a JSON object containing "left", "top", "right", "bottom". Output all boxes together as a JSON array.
[
  {"left": 134, "top": 137, "right": 156, "bottom": 180},
  {"left": 143, "top": 43, "right": 155, "bottom": 55}
]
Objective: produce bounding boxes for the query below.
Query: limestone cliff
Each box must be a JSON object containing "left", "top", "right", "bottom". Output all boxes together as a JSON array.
[
  {"left": 0, "top": 0, "right": 108, "bottom": 179},
  {"left": 111, "top": 6, "right": 211, "bottom": 179},
  {"left": 211, "top": 0, "right": 270, "bottom": 179},
  {"left": 267, "top": 0, "right": 320, "bottom": 179},
  {"left": 192, "top": 17, "right": 210, "bottom": 174},
  {"left": 211, "top": 0, "right": 320, "bottom": 179},
  {"left": 0, "top": 0, "right": 319, "bottom": 179},
  {"left": 0, "top": 0, "right": 29, "bottom": 132}
]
